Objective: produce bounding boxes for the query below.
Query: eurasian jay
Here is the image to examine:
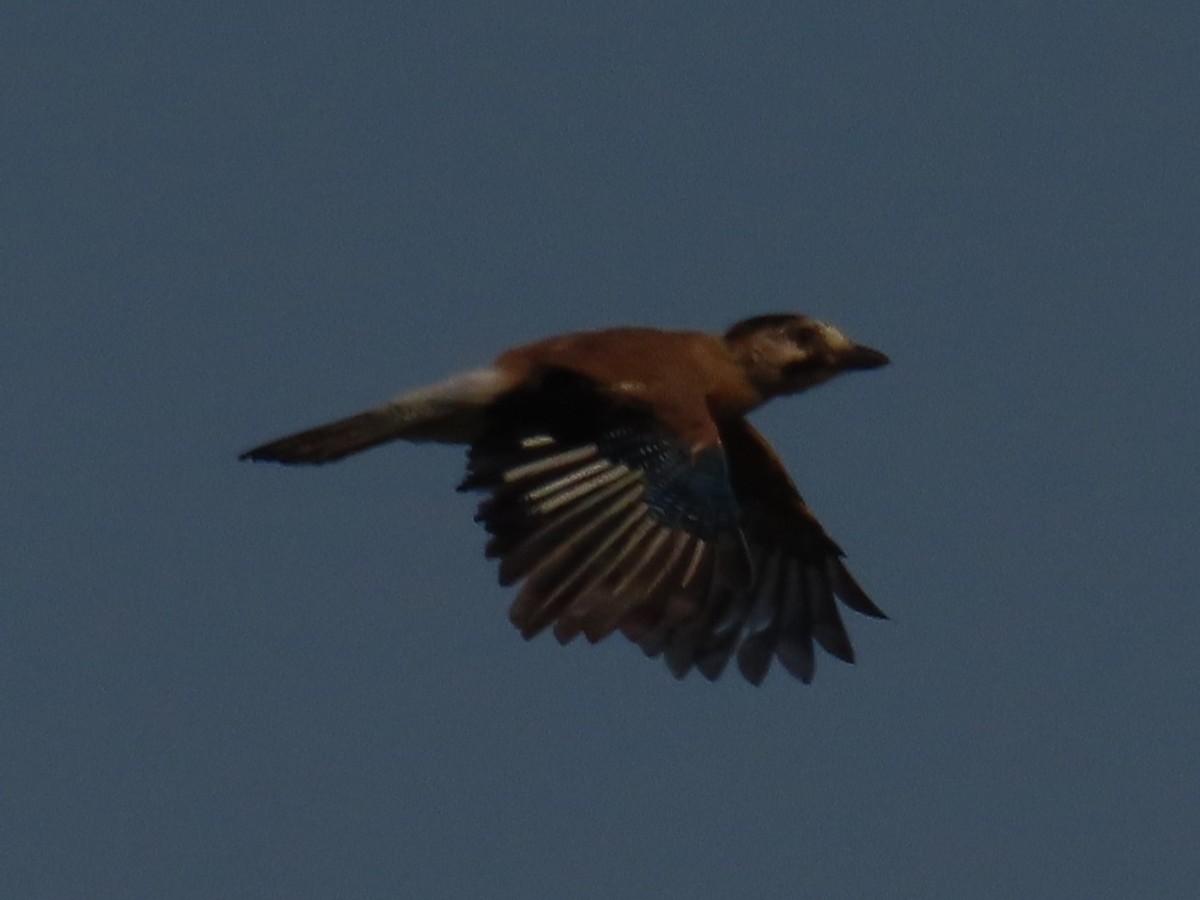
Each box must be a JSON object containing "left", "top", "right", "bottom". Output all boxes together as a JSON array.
[{"left": 241, "top": 314, "right": 889, "bottom": 685}]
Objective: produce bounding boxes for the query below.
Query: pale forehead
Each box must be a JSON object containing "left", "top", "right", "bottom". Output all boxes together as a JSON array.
[{"left": 816, "top": 322, "right": 852, "bottom": 348}]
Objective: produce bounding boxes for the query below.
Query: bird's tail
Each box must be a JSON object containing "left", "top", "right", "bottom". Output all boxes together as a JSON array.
[{"left": 239, "top": 368, "right": 511, "bottom": 464}]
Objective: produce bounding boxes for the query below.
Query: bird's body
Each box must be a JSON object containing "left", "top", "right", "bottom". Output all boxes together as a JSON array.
[
  {"left": 497, "top": 327, "right": 761, "bottom": 446},
  {"left": 242, "top": 314, "right": 889, "bottom": 684}
]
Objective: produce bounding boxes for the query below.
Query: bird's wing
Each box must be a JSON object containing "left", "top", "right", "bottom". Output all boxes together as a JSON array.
[
  {"left": 459, "top": 369, "right": 754, "bottom": 656},
  {"left": 460, "top": 371, "right": 885, "bottom": 684},
  {"left": 670, "top": 417, "right": 887, "bottom": 684}
]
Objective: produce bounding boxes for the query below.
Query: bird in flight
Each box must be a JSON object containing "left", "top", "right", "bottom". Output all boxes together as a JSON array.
[{"left": 241, "top": 314, "right": 889, "bottom": 684}]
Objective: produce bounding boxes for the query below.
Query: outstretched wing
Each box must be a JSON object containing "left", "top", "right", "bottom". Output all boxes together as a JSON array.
[
  {"left": 460, "top": 371, "right": 885, "bottom": 684},
  {"left": 459, "top": 369, "right": 752, "bottom": 653},
  {"left": 688, "top": 418, "right": 887, "bottom": 684}
]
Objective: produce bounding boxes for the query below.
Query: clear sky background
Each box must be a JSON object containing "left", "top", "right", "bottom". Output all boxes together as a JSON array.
[{"left": 4, "top": 2, "right": 1198, "bottom": 898}]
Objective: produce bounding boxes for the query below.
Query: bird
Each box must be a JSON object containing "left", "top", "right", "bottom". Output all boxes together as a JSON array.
[{"left": 240, "top": 314, "right": 890, "bottom": 685}]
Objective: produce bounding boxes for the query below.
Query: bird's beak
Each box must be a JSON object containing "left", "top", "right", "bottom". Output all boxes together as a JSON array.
[{"left": 839, "top": 343, "right": 890, "bottom": 370}]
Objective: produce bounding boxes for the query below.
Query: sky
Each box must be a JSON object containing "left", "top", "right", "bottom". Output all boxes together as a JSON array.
[{"left": 3, "top": 2, "right": 1199, "bottom": 897}]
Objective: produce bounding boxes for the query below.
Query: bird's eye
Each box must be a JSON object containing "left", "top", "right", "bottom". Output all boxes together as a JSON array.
[
  {"left": 782, "top": 359, "right": 814, "bottom": 379},
  {"left": 791, "top": 325, "right": 817, "bottom": 344}
]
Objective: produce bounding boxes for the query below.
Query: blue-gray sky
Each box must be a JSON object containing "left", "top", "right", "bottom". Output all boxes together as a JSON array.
[{"left": 4, "top": 2, "right": 1198, "bottom": 897}]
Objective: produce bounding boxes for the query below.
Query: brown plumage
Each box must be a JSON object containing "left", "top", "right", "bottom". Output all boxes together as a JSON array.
[{"left": 241, "top": 314, "right": 890, "bottom": 684}]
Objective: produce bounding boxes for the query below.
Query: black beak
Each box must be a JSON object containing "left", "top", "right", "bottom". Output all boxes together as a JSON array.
[{"left": 840, "top": 343, "right": 890, "bottom": 371}]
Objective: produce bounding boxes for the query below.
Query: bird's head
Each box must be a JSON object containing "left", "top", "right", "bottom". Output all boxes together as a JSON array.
[{"left": 724, "top": 314, "right": 890, "bottom": 400}]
